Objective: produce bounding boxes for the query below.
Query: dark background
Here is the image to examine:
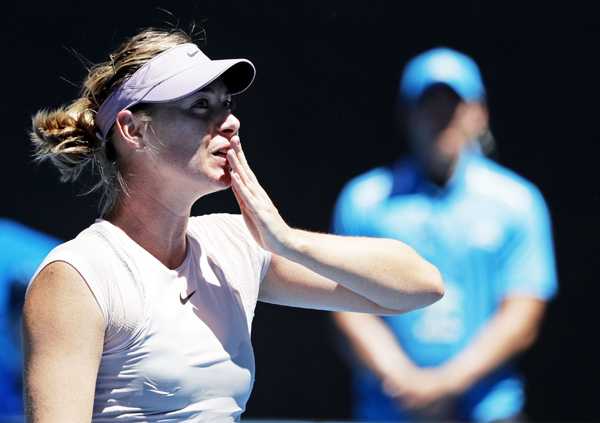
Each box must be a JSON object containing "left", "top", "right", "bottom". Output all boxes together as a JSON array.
[{"left": 1, "top": 1, "right": 598, "bottom": 421}]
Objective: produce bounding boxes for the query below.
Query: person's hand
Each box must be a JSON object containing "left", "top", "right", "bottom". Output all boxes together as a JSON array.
[
  {"left": 382, "top": 366, "right": 459, "bottom": 420},
  {"left": 227, "top": 137, "right": 294, "bottom": 255}
]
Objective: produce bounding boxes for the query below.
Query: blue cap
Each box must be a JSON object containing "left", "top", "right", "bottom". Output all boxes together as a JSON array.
[{"left": 398, "top": 47, "right": 485, "bottom": 107}]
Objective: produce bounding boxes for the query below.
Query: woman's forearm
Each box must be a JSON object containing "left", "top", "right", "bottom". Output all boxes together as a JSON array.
[
  {"left": 282, "top": 229, "right": 444, "bottom": 311},
  {"left": 228, "top": 139, "right": 442, "bottom": 311}
]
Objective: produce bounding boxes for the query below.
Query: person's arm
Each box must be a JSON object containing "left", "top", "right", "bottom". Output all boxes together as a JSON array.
[
  {"left": 333, "top": 297, "right": 547, "bottom": 412},
  {"left": 432, "top": 296, "right": 546, "bottom": 397},
  {"left": 331, "top": 310, "right": 456, "bottom": 418},
  {"left": 227, "top": 139, "right": 444, "bottom": 314},
  {"left": 331, "top": 311, "right": 416, "bottom": 379},
  {"left": 22, "top": 261, "right": 105, "bottom": 423}
]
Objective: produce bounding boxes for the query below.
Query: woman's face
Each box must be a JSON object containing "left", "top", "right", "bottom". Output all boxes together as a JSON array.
[{"left": 144, "top": 78, "right": 241, "bottom": 197}]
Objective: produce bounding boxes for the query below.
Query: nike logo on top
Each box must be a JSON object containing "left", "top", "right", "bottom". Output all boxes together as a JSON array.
[
  {"left": 187, "top": 51, "right": 199, "bottom": 57},
  {"left": 180, "top": 290, "right": 196, "bottom": 305}
]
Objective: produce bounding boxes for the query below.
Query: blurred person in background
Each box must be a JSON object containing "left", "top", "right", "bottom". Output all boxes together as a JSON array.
[
  {"left": 0, "top": 218, "right": 60, "bottom": 417},
  {"left": 331, "top": 48, "right": 557, "bottom": 422}
]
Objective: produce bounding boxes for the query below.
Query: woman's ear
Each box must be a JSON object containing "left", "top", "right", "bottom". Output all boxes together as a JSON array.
[{"left": 115, "top": 110, "right": 145, "bottom": 150}]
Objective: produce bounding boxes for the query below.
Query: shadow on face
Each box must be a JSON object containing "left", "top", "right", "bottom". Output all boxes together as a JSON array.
[{"left": 401, "top": 85, "right": 487, "bottom": 185}]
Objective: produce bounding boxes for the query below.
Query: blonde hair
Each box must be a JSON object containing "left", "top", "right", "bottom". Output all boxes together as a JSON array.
[{"left": 30, "top": 28, "right": 193, "bottom": 214}]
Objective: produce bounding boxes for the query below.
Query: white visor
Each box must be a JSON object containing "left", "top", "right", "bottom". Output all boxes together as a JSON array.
[{"left": 95, "top": 43, "right": 255, "bottom": 139}]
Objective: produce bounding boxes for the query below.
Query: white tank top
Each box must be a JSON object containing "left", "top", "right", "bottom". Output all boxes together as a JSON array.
[{"left": 29, "top": 214, "right": 271, "bottom": 422}]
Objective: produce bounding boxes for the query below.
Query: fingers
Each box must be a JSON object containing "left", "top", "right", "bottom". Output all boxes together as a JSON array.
[
  {"left": 228, "top": 142, "right": 253, "bottom": 191},
  {"left": 230, "top": 169, "right": 258, "bottom": 215},
  {"left": 228, "top": 144, "right": 265, "bottom": 217},
  {"left": 230, "top": 177, "right": 247, "bottom": 212},
  {"left": 227, "top": 140, "right": 271, "bottom": 206},
  {"left": 229, "top": 138, "right": 256, "bottom": 184}
]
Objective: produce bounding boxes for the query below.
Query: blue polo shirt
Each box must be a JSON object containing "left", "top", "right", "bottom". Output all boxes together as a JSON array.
[
  {"left": 0, "top": 219, "right": 61, "bottom": 415},
  {"left": 332, "top": 149, "right": 557, "bottom": 421}
]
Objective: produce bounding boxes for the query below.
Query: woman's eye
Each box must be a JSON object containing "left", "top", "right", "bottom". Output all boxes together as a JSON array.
[
  {"left": 223, "top": 99, "right": 236, "bottom": 111},
  {"left": 193, "top": 99, "right": 209, "bottom": 109}
]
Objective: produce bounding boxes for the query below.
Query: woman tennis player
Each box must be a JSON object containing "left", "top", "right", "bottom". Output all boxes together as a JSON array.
[{"left": 22, "top": 28, "right": 443, "bottom": 422}]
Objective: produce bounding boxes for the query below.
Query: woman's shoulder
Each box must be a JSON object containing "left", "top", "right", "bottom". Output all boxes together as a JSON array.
[
  {"left": 187, "top": 213, "right": 268, "bottom": 264},
  {"left": 188, "top": 213, "right": 247, "bottom": 239},
  {"left": 189, "top": 213, "right": 243, "bottom": 226},
  {"left": 31, "top": 221, "right": 112, "bottom": 271}
]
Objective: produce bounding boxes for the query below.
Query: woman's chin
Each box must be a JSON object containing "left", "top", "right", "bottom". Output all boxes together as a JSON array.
[{"left": 213, "top": 172, "right": 233, "bottom": 189}]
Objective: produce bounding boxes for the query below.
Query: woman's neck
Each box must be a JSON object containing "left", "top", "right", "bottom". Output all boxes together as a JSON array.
[{"left": 105, "top": 195, "right": 191, "bottom": 270}]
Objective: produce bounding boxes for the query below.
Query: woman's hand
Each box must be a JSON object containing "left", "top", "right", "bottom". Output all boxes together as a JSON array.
[
  {"left": 228, "top": 136, "right": 443, "bottom": 313},
  {"left": 227, "top": 137, "right": 294, "bottom": 255}
]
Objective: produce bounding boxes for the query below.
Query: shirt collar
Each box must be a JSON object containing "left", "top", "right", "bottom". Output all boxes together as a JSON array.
[{"left": 396, "top": 145, "right": 481, "bottom": 197}]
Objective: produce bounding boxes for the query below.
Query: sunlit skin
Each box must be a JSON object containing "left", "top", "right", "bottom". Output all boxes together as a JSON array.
[
  {"left": 143, "top": 78, "right": 240, "bottom": 199},
  {"left": 103, "top": 78, "right": 241, "bottom": 269},
  {"left": 406, "top": 86, "right": 488, "bottom": 186}
]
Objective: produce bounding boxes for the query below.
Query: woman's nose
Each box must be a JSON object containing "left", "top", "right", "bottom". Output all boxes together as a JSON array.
[{"left": 218, "top": 113, "right": 240, "bottom": 136}]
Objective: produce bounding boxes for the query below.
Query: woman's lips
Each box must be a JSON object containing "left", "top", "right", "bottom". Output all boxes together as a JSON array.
[{"left": 213, "top": 150, "right": 230, "bottom": 166}]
